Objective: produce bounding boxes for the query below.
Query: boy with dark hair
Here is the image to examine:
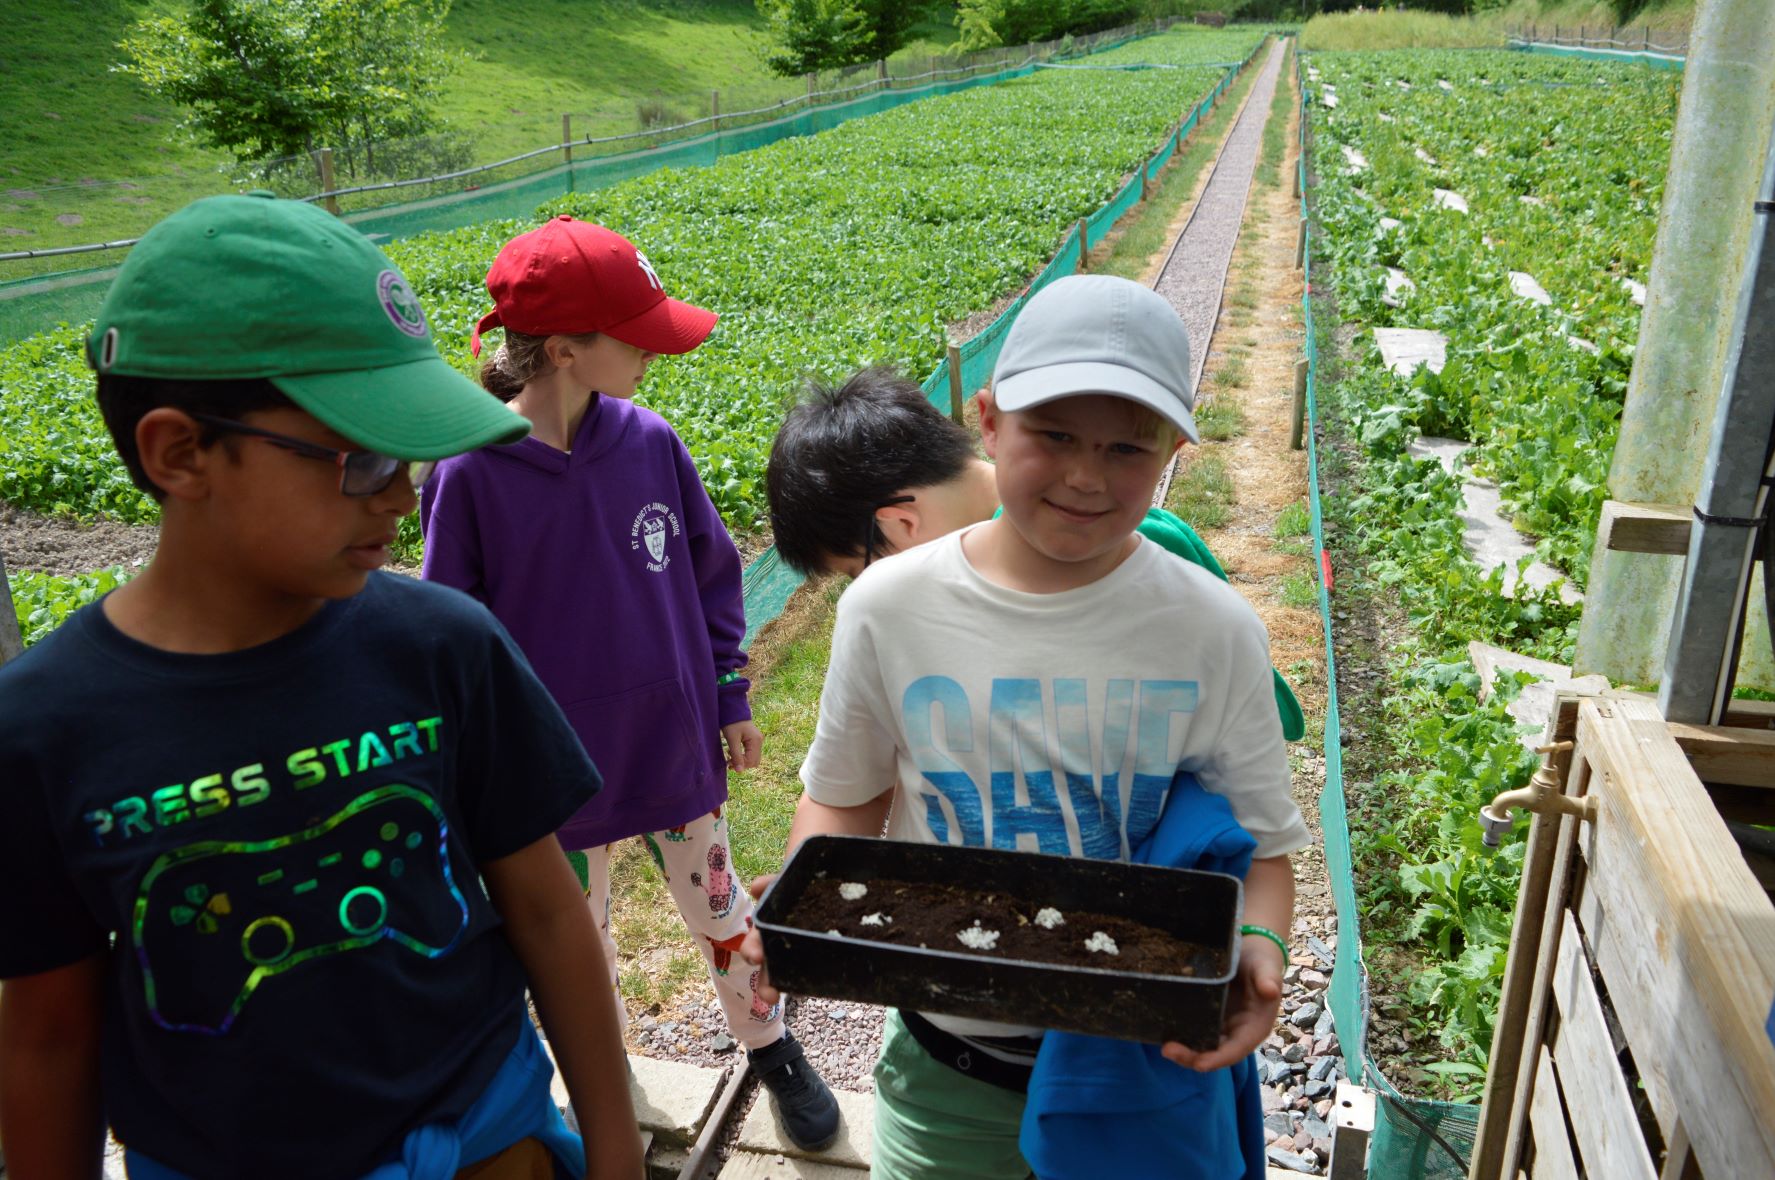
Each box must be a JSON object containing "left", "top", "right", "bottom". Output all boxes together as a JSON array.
[
  {"left": 749, "top": 274, "right": 1311, "bottom": 1177},
  {"left": 0, "top": 194, "right": 643, "bottom": 1180},
  {"left": 766, "top": 363, "right": 1306, "bottom": 741}
]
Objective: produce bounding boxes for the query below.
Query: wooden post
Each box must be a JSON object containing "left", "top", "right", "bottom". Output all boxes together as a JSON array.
[
  {"left": 1644, "top": 25, "right": 1651, "bottom": 51},
  {"left": 1077, "top": 218, "right": 1088, "bottom": 271},
  {"left": 877, "top": 59, "right": 887, "bottom": 89},
  {"left": 946, "top": 342, "right": 966, "bottom": 427},
  {"left": 1295, "top": 218, "right": 1307, "bottom": 269},
  {"left": 315, "top": 148, "right": 339, "bottom": 216},
  {"left": 0, "top": 548, "right": 23, "bottom": 668},
  {"left": 1139, "top": 157, "right": 1149, "bottom": 201},
  {"left": 561, "top": 114, "right": 572, "bottom": 165},
  {"left": 806, "top": 72, "right": 816, "bottom": 102},
  {"left": 1290, "top": 358, "right": 1308, "bottom": 450},
  {"left": 711, "top": 89, "right": 720, "bottom": 121}
]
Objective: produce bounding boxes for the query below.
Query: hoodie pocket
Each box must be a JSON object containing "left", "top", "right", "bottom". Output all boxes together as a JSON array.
[{"left": 562, "top": 679, "right": 706, "bottom": 801}]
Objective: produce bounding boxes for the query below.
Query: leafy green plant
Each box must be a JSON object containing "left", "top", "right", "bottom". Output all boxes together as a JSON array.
[{"left": 9, "top": 566, "right": 135, "bottom": 649}]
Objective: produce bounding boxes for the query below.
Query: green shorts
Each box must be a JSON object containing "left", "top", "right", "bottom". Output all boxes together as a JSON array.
[{"left": 871, "top": 1010, "right": 1035, "bottom": 1180}]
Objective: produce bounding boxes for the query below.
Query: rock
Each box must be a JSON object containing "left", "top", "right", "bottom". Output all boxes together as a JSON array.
[
  {"left": 1313, "top": 1036, "right": 1338, "bottom": 1057},
  {"left": 1303, "top": 1112, "right": 1332, "bottom": 1139},
  {"left": 1262, "top": 1086, "right": 1288, "bottom": 1114},
  {"left": 1314, "top": 1138, "right": 1333, "bottom": 1160},
  {"left": 1289, "top": 1003, "right": 1321, "bottom": 1029},
  {"left": 1314, "top": 1099, "right": 1334, "bottom": 1119},
  {"left": 1265, "top": 1128, "right": 1282, "bottom": 1146},
  {"left": 659, "top": 1021, "right": 678, "bottom": 1035},
  {"left": 1265, "top": 1112, "right": 1294, "bottom": 1137},
  {"left": 829, "top": 1008, "right": 849, "bottom": 1020},
  {"left": 1266, "top": 1146, "right": 1319, "bottom": 1174},
  {"left": 1307, "top": 934, "right": 1335, "bottom": 963},
  {"left": 1283, "top": 1042, "right": 1308, "bottom": 1064},
  {"left": 1283, "top": 965, "right": 1301, "bottom": 985},
  {"left": 1314, "top": 1007, "right": 1336, "bottom": 1038},
  {"left": 1304, "top": 1078, "right": 1334, "bottom": 1100},
  {"left": 1261, "top": 1058, "right": 1294, "bottom": 1086},
  {"left": 1310, "top": 1056, "right": 1340, "bottom": 1082},
  {"left": 1300, "top": 968, "right": 1328, "bottom": 989},
  {"left": 711, "top": 1033, "right": 734, "bottom": 1052},
  {"left": 639, "top": 1017, "right": 658, "bottom": 1031},
  {"left": 1292, "top": 1129, "right": 1315, "bottom": 1152}
]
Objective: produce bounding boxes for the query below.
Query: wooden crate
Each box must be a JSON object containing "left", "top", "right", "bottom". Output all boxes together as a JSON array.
[{"left": 1468, "top": 696, "right": 1775, "bottom": 1179}]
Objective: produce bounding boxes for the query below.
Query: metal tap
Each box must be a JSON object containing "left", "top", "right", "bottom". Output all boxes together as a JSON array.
[{"left": 1478, "top": 741, "right": 1595, "bottom": 848}]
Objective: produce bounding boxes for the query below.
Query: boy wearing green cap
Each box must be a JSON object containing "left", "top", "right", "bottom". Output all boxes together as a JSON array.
[{"left": 0, "top": 195, "right": 643, "bottom": 1180}]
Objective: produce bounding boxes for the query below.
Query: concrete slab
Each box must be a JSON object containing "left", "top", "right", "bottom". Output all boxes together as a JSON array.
[
  {"left": 1405, "top": 435, "right": 1468, "bottom": 476},
  {"left": 1397, "top": 80, "right": 1412, "bottom": 90},
  {"left": 738, "top": 1086, "right": 875, "bottom": 1168},
  {"left": 1432, "top": 188, "right": 1468, "bottom": 213},
  {"left": 1415, "top": 147, "right": 1438, "bottom": 165},
  {"left": 1621, "top": 276, "right": 1647, "bottom": 306},
  {"left": 1376, "top": 216, "right": 1403, "bottom": 238},
  {"left": 1406, "top": 438, "right": 1583, "bottom": 606},
  {"left": 629, "top": 1054, "right": 727, "bottom": 1148},
  {"left": 719, "top": 1152, "right": 868, "bottom": 1179},
  {"left": 1341, "top": 145, "right": 1367, "bottom": 172},
  {"left": 1374, "top": 328, "right": 1447, "bottom": 376},
  {"left": 1378, "top": 111, "right": 1395, "bottom": 123},
  {"left": 1519, "top": 195, "right": 1545, "bottom": 207},
  {"left": 1382, "top": 267, "right": 1415, "bottom": 306},
  {"left": 1566, "top": 335, "right": 1600, "bottom": 356},
  {"left": 1469, "top": 641, "right": 1612, "bottom": 744},
  {"left": 1438, "top": 79, "right": 1454, "bottom": 92},
  {"left": 1322, "top": 91, "right": 1338, "bottom": 108},
  {"left": 1509, "top": 271, "right": 1552, "bottom": 306}
]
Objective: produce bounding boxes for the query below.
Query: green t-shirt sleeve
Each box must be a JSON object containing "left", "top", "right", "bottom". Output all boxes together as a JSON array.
[{"left": 1138, "top": 508, "right": 1306, "bottom": 742}]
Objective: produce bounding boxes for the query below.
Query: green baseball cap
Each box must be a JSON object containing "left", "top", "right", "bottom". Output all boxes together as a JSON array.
[{"left": 88, "top": 193, "right": 529, "bottom": 459}]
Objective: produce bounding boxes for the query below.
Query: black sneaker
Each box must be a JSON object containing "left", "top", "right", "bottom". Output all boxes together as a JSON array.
[{"left": 749, "top": 1031, "right": 840, "bottom": 1152}]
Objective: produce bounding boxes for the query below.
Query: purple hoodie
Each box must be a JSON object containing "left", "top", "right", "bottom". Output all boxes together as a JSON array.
[{"left": 420, "top": 394, "right": 749, "bottom": 849}]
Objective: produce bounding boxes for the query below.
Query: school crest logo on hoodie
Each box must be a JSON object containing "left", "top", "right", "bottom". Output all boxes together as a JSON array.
[{"left": 630, "top": 502, "right": 681, "bottom": 572}]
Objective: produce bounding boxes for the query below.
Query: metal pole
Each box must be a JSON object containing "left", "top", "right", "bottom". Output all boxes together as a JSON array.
[
  {"left": 1574, "top": 0, "right": 1775, "bottom": 688},
  {"left": 1659, "top": 123, "right": 1775, "bottom": 724}
]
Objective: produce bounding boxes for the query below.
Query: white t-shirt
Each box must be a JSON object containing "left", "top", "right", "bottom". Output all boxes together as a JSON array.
[{"left": 800, "top": 527, "right": 1311, "bottom": 1040}]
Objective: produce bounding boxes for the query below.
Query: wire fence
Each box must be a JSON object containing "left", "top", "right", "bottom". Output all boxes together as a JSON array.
[
  {"left": 0, "top": 17, "right": 1184, "bottom": 267},
  {"left": 1505, "top": 23, "right": 1689, "bottom": 55}
]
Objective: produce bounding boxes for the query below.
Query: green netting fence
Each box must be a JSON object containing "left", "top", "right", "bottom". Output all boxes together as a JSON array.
[
  {"left": 1506, "top": 35, "right": 1686, "bottom": 71},
  {"left": 0, "top": 26, "right": 1173, "bottom": 347},
  {"left": 739, "top": 40, "right": 1258, "bottom": 647},
  {"left": 1296, "top": 51, "right": 1477, "bottom": 1179}
]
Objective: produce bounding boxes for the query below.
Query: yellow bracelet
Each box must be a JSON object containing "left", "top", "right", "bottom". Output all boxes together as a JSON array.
[{"left": 1240, "top": 924, "right": 1290, "bottom": 969}]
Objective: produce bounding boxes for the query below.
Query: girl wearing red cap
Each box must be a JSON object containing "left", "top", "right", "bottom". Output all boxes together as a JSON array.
[{"left": 422, "top": 217, "right": 840, "bottom": 1152}]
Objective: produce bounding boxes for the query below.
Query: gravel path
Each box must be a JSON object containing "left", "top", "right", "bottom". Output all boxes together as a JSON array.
[{"left": 1153, "top": 38, "right": 1288, "bottom": 505}]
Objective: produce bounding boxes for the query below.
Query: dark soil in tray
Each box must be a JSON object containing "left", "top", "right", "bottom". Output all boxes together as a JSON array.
[{"left": 786, "top": 876, "right": 1223, "bottom": 977}]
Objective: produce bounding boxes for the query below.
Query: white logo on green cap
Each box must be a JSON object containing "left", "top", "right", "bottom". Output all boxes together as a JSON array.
[{"left": 377, "top": 270, "right": 428, "bottom": 338}]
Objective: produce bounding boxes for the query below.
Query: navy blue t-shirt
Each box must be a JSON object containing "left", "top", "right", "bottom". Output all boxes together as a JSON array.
[{"left": 0, "top": 572, "right": 601, "bottom": 1180}]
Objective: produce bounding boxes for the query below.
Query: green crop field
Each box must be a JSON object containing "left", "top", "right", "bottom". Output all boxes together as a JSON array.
[
  {"left": 1303, "top": 47, "right": 1679, "bottom": 1096},
  {"left": 0, "top": 26, "right": 1262, "bottom": 551}
]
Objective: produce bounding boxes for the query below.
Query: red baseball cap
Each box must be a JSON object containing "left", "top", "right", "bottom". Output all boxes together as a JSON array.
[{"left": 469, "top": 216, "right": 717, "bottom": 356}]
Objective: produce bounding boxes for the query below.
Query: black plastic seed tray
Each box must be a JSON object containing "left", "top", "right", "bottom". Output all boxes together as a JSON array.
[{"left": 754, "top": 835, "right": 1242, "bottom": 1049}]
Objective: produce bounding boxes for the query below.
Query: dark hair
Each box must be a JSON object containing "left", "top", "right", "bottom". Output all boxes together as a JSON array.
[
  {"left": 95, "top": 374, "right": 296, "bottom": 501},
  {"left": 478, "top": 329, "right": 599, "bottom": 401},
  {"left": 766, "top": 367, "right": 976, "bottom": 575}
]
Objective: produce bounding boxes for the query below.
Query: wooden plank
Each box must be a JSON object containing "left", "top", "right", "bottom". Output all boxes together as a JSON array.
[
  {"left": 1598, "top": 500, "right": 1691, "bottom": 556},
  {"left": 1470, "top": 702, "right": 1579, "bottom": 1180},
  {"left": 1575, "top": 875, "right": 1682, "bottom": 1141},
  {"left": 1526, "top": 1048, "right": 1578, "bottom": 1180},
  {"left": 1550, "top": 909, "right": 1658, "bottom": 1180},
  {"left": 1668, "top": 720, "right": 1775, "bottom": 787},
  {"left": 1574, "top": 698, "right": 1775, "bottom": 1178},
  {"left": 1494, "top": 701, "right": 1588, "bottom": 1180}
]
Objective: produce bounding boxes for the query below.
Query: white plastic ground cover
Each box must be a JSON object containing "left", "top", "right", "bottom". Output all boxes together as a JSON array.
[
  {"left": 1508, "top": 271, "right": 1552, "bottom": 306},
  {"left": 1375, "top": 215, "right": 1403, "bottom": 238},
  {"left": 1437, "top": 79, "right": 1453, "bottom": 92},
  {"left": 1341, "top": 145, "right": 1368, "bottom": 172},
  {"left": 1621, "top": 276, "right": 1647, "bottom": 305},
  {"left": 1383, "top": 267, "right": 1416, "bottom": 306},
  {"left": 1378, "top": 111, "right": 1394, "bottom": 123},
  {"left": 1566, "top": 335, "right": 1600, "bottom": 355},
  {"left": 1407, "top": 436, "right": 1584, "bottom": 604},
  {"left": 1374, "top": 327, "right": 1448, "bottom": 376},
  {"left": 1519, "top": 194, "right": 1544, "bottom": 206},
  {"left": 1322, "top": 91, "right": 1338, "bottom": 108},
  {"left": 1432, "top": 188, "right": 1468, "bottom": 213},
  {"left": 1415, "top": 147, "right": 1438, "bottom": 165}
]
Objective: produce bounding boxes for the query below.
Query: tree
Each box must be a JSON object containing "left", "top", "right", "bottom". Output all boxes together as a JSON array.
[
  {"left": 756, "top": 0, "right": 922, "bottom": 76},
  {"left": 119, "top": 0, "right": 464, "bottom": 170}
]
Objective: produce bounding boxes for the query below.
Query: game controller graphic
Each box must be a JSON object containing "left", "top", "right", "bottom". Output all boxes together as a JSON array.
[{"left": 133, "top": 784, "right": 470, "bottom": 1035}]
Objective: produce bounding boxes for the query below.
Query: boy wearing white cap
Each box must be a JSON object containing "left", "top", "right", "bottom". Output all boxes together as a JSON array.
[{"left": 747, "top": 275, "right": 1310, "bottom": 1178}]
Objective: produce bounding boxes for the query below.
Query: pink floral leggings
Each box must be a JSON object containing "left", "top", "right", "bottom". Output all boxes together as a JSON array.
[{"left": 578, "top": 806, "right": 784, "bottom": 1051}]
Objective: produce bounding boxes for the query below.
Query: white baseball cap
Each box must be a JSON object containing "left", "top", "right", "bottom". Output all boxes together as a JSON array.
[{"left": 991, "top": 274, "right": 1197, "bottom": 443}]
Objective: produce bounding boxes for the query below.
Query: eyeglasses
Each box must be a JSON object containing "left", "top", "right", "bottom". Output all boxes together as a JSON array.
[
  {"left": 190, "top": 414, "right": 435, "bottom": 497},
  {"left": 861, "top": 495, "right": 916, "bottom": 569}
]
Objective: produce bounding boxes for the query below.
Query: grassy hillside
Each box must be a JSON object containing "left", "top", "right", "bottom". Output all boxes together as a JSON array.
[
  {"left": 0, "top": 0, "right": 959, "bottom": 259},
  {"left": 1300, "top": 0, "right": 1694, "bottom": 52}
]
